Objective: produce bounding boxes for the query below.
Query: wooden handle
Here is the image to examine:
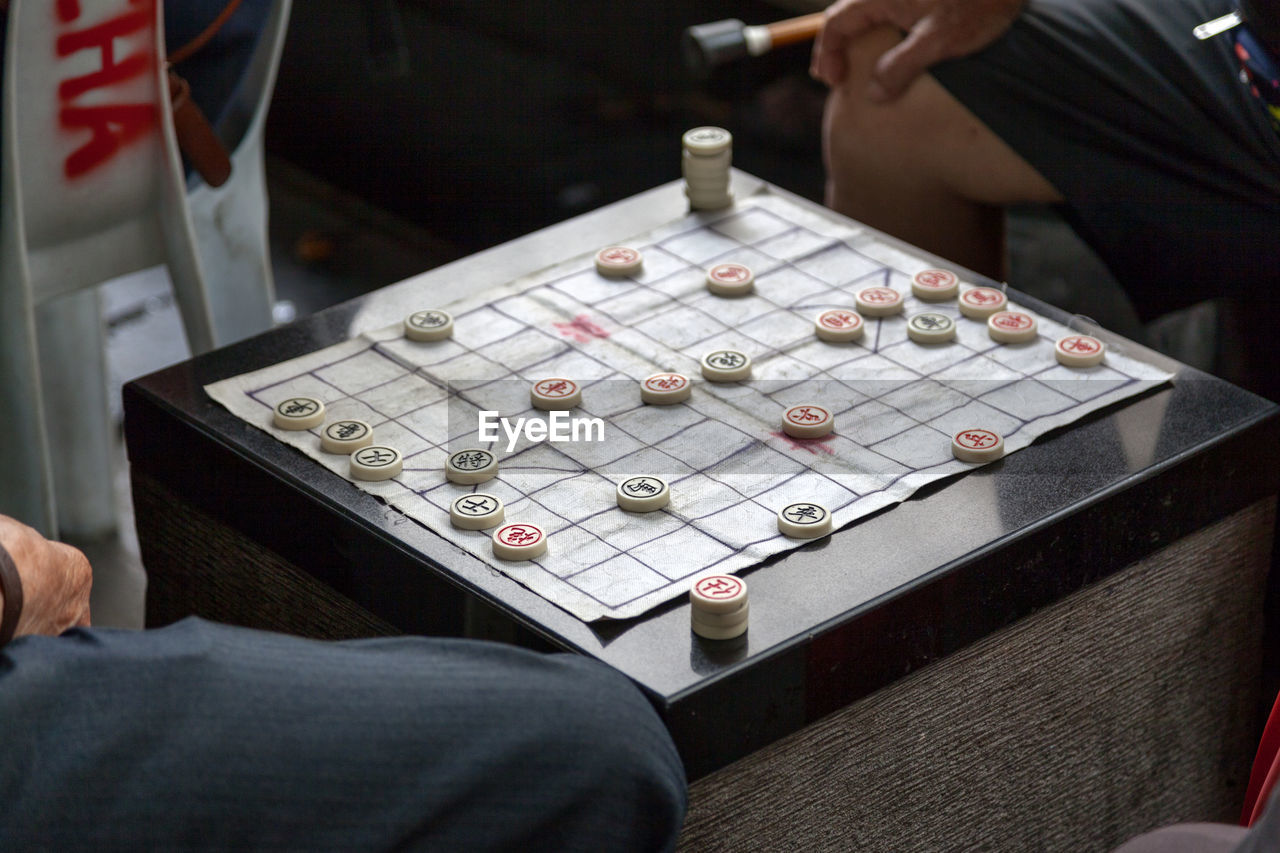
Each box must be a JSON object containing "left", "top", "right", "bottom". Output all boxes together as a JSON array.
[{"left": 765, "top": 12, "right": 825, "bottom": 48}]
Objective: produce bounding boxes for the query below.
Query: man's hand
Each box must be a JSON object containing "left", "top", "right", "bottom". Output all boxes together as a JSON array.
[
  {"left": 811, "top": 0, "right": 1026, "bottom": 101},
  {"left": 0, "top": 515, "right": 92, "bottom": 637}
]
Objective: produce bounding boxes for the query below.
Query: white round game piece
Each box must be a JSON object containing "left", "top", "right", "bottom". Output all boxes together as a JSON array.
[
  {"left": 449, "top": 493, "right": 505, "bottom": 531},
  {"left": 682, "top": 148, "right": 732, "bottom": 175},
  {"left": 776, "top": 502, "right": 834, "bottom": 539},
  {"left": 595, "top": 246, "right": 643, "bottom": 277},
  {"left": 349, "top": 445, "right": 402, "bottom": 481},
  {"left": 814, "top": 309, "right": 865, "bottom": 342},
  {"left": 641, "top": 373, "right": 692, "bottom": 405},
  {"left": 686, "top": 188, "right": 735, "bottom": 210},
  {"left": 272, "top": 396, "right": 325, "bottom": 430},
  {"left": 781, "top": 403, "right": 834, "bottom": 439},
  {"left": 855, "top": 286, "right": 904, "bottom": 317},
  {"left": 682, "top": 126, "right": 733, "bottom": 156},
  {"left": 686, "top": 184, "right": 737, "bottom": 204},
  {"left": 958, "top": 286, "right": 1008, "bottom": 319},
  {"left": 616, "top": 476, "right": 670, "bottom": 512},
  {"left": 691, "top": 614, "right": 748, "bottom": 641},
  {"left": 320, "top": 419, "right": 373, "bottom": 454},
  {"left": 700, "top": 349, "right": 752, "bottom": 382},
  {"left": 951, "top": 429, "right": 1006, "bottom": 463},
  {"left": 1055, "top": 334, "right": 1106, "bottom": 367},
  {"left": 684, "top": 180, "right": 732, "bottom": 195},
  {"left": 684, "top": 179, "right": 733, "bottom": 198},
  {"left": 705, "top": 262, "right": 754, "bottom": 296},
  {"left": 906, "top": 312, "right": 957, "bottom": 344},
  {"left": 688, "top": 192, "right": 734, "bottom": 206},
  {"left": 683, "top": 145, "right": 732, "bottom": 164},
  {"left": 689, "top": 574, "right": 747, "bottom": 614},
  {"left": 987, "top": 310, "right": 1039, "bottom": 343},
  {"left": 911, "top": 269, "right": 960, "bottom": 301},
  {"left": 492, "top": 523, "right": 548, "bottom": 561},
  {"left": 531, "top": 377, "right": 582, "bottom": 410},
  {"left": 445, "top": 448, "right": 499, "bottom": 484},
  {"left": 690, "top": 601, "right": 750, "bottom": 629},
  {"left": 685, "top": 176, "right": 731, "bottom": 189},
  {"left": 683, "top": 168, "right": 731, "bottom": 185},
  {"left": 404, "top": 309, "right": 454, "bottom": 342},
  {"left": 683, "top": 176, "right": 732, "bottom": 195}
]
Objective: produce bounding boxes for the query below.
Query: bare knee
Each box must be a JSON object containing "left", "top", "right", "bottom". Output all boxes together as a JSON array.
[
  {"left": 822, "top": 28, "right": 1061, "bottom": 209},
  {"left": 822, "top": 27, "right": 912, "bottom": 207}
]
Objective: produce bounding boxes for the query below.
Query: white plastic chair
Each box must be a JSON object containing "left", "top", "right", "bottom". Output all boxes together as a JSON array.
[
  {"left": 0, "top": 0, "right": 291, "bottom": 537},
  {"left": 188, "top": 0, "right": 292, "bottom": 342}
]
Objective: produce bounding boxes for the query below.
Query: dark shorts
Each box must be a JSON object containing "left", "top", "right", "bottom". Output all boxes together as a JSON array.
[{"left": 931, "top": 0, "right": 1280, "bottom": 319}]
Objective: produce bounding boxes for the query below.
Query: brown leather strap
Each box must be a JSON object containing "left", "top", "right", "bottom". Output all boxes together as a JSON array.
[
  {"left": 165, "top": 0, "right": 247, "bottom": 187},
  {"left": 0, "top": 542, "right": 24, "bottom": 647},
  {"left": 167, "top": 0, "right": 247, "bottom": 66},
  {"left": 168, "top": 71, "right": 232, "bottom": 187}
]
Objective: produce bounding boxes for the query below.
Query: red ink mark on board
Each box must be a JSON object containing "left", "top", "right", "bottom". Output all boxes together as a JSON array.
[
  {"left": 770, "top": 430, "right": 835, "bottom": 455},
  {"left": 553, "top": 315, "right": 610, "bottom": 343},
  {"left": 55, "top": 0, "right": 159, "bottom": 179}
]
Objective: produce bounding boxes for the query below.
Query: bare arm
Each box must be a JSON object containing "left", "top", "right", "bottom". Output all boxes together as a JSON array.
[
  {"left": 811, "top": 0, "right": 1027, "bottom": 100},
  {"left": 0, "top": 515, "right": 92, "bottom": 639}
]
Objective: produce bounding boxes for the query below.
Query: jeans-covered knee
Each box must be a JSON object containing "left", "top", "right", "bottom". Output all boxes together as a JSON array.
[{"left": 519, "top": 655, "right": 688, "bottom": 851}]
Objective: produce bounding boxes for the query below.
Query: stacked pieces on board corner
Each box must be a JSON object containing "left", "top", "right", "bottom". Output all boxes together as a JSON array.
[
  {"left": 690, "top": 574, "right": 749, "bottom": 640},
  {"left": 683, "top": 126, "right": 734, "bottom": 210}
]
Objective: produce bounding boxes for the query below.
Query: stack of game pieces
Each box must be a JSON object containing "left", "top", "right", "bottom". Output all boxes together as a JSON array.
[
  {"left": 682, "top": 126, "right": 733, "bottom": 210},
  {"left": 689, "top": 574, "right": 748, "bottom": 640}
]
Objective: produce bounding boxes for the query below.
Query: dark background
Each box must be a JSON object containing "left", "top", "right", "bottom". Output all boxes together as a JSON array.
[{"left": 264, "top": 0, "right": 828, "bottom": 254}]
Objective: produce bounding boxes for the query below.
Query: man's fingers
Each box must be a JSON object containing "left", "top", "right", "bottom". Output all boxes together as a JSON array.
[
  {"left": 812, "top": 19, "right": 855, "bottom": 85},
  {"left": 868, "top": 19, "right": 949, "bottom": 100},
  {"left": 0, "top": 514, "right": 95, "bottom": 637},
  {"left": 51, "top": 541, "right": 91, "bottom": 580},
  {"left": 867, "top": 1, "right": 1025, "bottom": 100},
  {"left": 811, "top": 0, "right": 881, "bottom": 86},
  {"left": 811, "top": 31, "right": 849, "bottom": 86}
]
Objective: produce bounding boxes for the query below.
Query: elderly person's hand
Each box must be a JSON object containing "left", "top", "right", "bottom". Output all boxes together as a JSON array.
[
  {"left": 811, "top": 0, "right": 1027, "bottom": 100},
  {"left": 0, "top": 515, "right": 92, "bottom": 639}
]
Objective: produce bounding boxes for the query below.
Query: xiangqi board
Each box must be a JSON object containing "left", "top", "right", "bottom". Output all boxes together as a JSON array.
[{"left": 206, "top": 189, "right": 1170, "bottom": 621}]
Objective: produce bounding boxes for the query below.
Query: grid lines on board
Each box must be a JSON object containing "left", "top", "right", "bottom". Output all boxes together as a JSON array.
[{"left": 210, "top": 191, "right": 1169, "bottom": 622}]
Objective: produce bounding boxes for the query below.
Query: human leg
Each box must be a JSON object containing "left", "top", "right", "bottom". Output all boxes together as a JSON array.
[
  {"left": 0, "top": 618, "right": 686, "bottom": 851},
  {"left": 923, "top": 0, "right": 1280, "bottom": 318},
  {"left": 822, "top": 25, "right": 1061, "bottom": 280}
]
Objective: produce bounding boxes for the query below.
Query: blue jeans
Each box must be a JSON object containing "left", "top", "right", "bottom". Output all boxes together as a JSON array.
[{"left": 0, "top": 618, "right": 686, "bottom": 851}]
